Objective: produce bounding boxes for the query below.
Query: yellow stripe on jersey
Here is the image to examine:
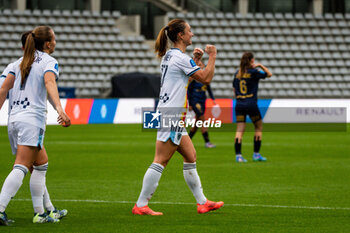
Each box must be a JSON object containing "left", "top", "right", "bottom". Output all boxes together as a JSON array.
[
  {"left": 183, "top": 79, "right": 190, "bottom": 108},
  {"left": 180, "top": 79, "right": 191, "bottom": 121},
  {"left": 236, "top": 94, "right": 254, "bottom": 99}
]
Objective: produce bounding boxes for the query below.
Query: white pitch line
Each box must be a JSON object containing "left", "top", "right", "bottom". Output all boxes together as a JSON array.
[
  {"left": 2, "top": 141, "right": 348, "bottom": 148},
  {"left": 12, "top": 199, "right": 350, "bottom": 210}
]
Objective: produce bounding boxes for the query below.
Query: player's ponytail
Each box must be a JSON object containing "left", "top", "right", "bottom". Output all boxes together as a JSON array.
[
  {"left": 155, "top": 26, "right": 168, "bottom": 58},
  {"left": 20, "top": 26, "right": 53, "bottom": 85},
  {"left": 237, "top": 52, "right": 254, "bottom": 79},
  {"left": 20, "top": 32, "right": 36, "bottom": 85},
  {"left": 21, "top": 31, "right": 32, "bottom": 48},
  {"left": 155, "top": 19, "right": 186, "bottom": 58}
]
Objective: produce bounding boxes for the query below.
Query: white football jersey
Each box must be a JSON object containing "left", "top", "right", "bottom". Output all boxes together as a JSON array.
[
  {"left": 0, "top": 62, "right": 15, "bottom": 114},
  {"left": 9, "top": 51, "right": 59, "bottom": 129},
  {"left": 157, "top": 48, "right": 200, "bottom": 109}
]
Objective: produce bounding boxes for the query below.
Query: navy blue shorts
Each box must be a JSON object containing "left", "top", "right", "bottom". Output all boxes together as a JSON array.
[
  {"left": 235, "top": 103, "right": 262, "bottom": 123},
  {"left": 190, "top": 101, "right": 205, "bottom": 117}
]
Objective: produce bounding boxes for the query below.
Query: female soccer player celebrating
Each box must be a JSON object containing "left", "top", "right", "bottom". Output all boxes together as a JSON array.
[
  {"left": 132, "top": 19, "right": 223, "bottom": 215},
  {"left": 0, "top": 26, "right": 70, "bottom": 225},
  {"left": 233, "top": 52, "right": 272, "bottom": 162}
]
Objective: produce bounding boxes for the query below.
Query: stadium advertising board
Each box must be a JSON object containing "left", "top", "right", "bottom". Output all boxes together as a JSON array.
[
  {"left": 89, "top": 99, "right": 119, "bottom": 124},
  {"left": 266, "top": 99, "right": 349, "bottom": 123},
  {"left": 204, "top": 99, "right": 232, "bottom": 123},
  {"left": 65, "top": 99, "right": 94, "bottom": 125},
  {"left": 46, "top": 99, "right": 67, "bottom": 125},
  {"left": 114, "top": 98, "right": 155, "bottom": 123},
  {"left": 0, "top": 98, "right": 349, "bottom": 126}
]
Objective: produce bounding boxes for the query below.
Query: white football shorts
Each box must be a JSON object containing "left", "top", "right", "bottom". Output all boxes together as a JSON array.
[
  {"left": 8, "top": 121, "right": 45, "bottom": 155},
  {"left": 157, "top": 128, "right": 188, "bottom": 146}
]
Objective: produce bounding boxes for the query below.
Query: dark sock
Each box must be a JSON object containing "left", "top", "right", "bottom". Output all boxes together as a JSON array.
[
  {"left": 254, "top": 136, "right": 261, "bottom": 153},
  {"left": 202, "top": 132, "right": 209, "bottom": 143},
  {"left": 235, "top": 138, "right": 241, "bottom": 155},
  {"left": 189, "top": 131, "right": 195, "bottom": 138}
]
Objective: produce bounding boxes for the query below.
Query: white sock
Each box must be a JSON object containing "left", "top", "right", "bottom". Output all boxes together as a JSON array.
[
  {"left": 43, "top": 186, "right": 54, "bottom": 212},
  {"left": 136, "top": 163, "right": 164, "bottom": 207},
  {"left": 30, "top": 163, "right": 48, "bottom": 214},
  {"left": 183, "top": 162, "right": 207, "bottom": 205},
  {"left": 0, "top": 164, "right": 28, "bottom": 212}
]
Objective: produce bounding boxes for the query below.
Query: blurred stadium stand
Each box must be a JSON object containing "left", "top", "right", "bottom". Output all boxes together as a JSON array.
[
  {"left": 167, "top": 11, "right": 350, "bottom": 98},
  {"left": 0, "top": 9, "right": 160, "bottom": 98},
  {"left": 1, "top": 0, "right": 350, "bottom": 99}
]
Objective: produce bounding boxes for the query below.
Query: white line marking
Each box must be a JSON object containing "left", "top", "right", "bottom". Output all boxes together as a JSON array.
[
  {"left": 1, "top": 141, "right": 348, "bottom": 148},
  {"left": 0, "top": 140, "right": 347, "bottom": 148},
  {"left": 12, "top": 199, "right": 350, "bottom": 210}
]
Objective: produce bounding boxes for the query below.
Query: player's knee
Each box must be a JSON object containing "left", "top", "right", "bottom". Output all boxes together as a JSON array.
[
  {"left": 158, "top": 160, "right": 169, "bottom": 167},
  {"left": 193, "top": 150, "right": 197, "bottom": 162},
  {"left": 34, "top": 158, "right": 48, "bottom": 167},
  {"left": 14, "top": 159, "right": 34, "bottom": 171},
  {"left": 185, "top": 150, "right": 197, "bottom": 163},
  {"left": 235, "top": 132, "right": 243, "bottom": 141},
  {"left": 254, "top": 119, "right": 263, "bottom": 129},
  {"left": 154, "top": 158, "right": 170, "bottom": 167},
  {"left": 254, "top": 135, "right": 262, "bottom": 141},
  {"left": 255, "top": 125, "right": 263, "bottom": 132}
]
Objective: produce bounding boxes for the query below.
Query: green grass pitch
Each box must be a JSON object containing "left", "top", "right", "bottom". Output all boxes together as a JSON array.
[{"left": 0, "top": 124, "right": 349, "bottom": 232}]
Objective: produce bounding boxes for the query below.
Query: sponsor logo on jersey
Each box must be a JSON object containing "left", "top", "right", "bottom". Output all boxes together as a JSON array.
[
  {"left": 13, "top": 97, "right": 30, "bottom": 109},
  {"left": 54, "top": 63, "right": 59, "bottom": 72},
  {"left": 190, "top": 59, "right": 196, "bottom": 67},
  {"left": 159, "top": 93, "right": 170, "bottom": 103}
]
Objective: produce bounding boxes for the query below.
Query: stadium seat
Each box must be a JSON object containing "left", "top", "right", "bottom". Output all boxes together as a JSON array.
[{"left": 1, "top": 10, "right": 350, "bottom": 98}]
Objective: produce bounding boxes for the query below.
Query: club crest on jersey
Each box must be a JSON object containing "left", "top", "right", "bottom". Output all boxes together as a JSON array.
[{"left": 190, "top": 59, "right": 196, "bottom": 67}]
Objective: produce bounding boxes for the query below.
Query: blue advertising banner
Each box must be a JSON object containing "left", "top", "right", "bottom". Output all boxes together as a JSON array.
[{"left": 88, "top": 99, "right": 119, "bottom": 124}]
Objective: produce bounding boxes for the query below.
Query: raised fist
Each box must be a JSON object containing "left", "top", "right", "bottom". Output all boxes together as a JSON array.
[
  {"left": 204, "top": 44, "right": 217, "bottom": 56},
  {"left": 193, "top": 47, "right": 204, "bottom": 58}
]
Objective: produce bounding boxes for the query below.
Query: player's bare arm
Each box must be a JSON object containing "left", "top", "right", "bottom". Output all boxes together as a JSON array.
[
  {"left": 191, "top": 44, "right": 216, "bottom": 85},
  {"left": 0, "top": 74, "right": 15, "bottom": 109},
  {"left": 254, "top": 63, "right": 272, "bottom": 77},
  {"left": 44, "top": 72, "right": 71, "bottom": 127}
]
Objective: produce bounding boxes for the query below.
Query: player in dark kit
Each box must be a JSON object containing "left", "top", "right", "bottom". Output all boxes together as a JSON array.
[
  {"left": 233, "top": 52, "right": 272, "bottom": 162},
  {"left": 188, "top": 48, "right": 216, "bottom": 148}
]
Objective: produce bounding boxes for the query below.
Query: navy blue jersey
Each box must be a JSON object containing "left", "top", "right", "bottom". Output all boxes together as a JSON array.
[
  {"left": 187, "top": 80, "right": 215, "bottom": 104},
  {"left": 233, "top": 68, "right": 267, "bottom": 103}
]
